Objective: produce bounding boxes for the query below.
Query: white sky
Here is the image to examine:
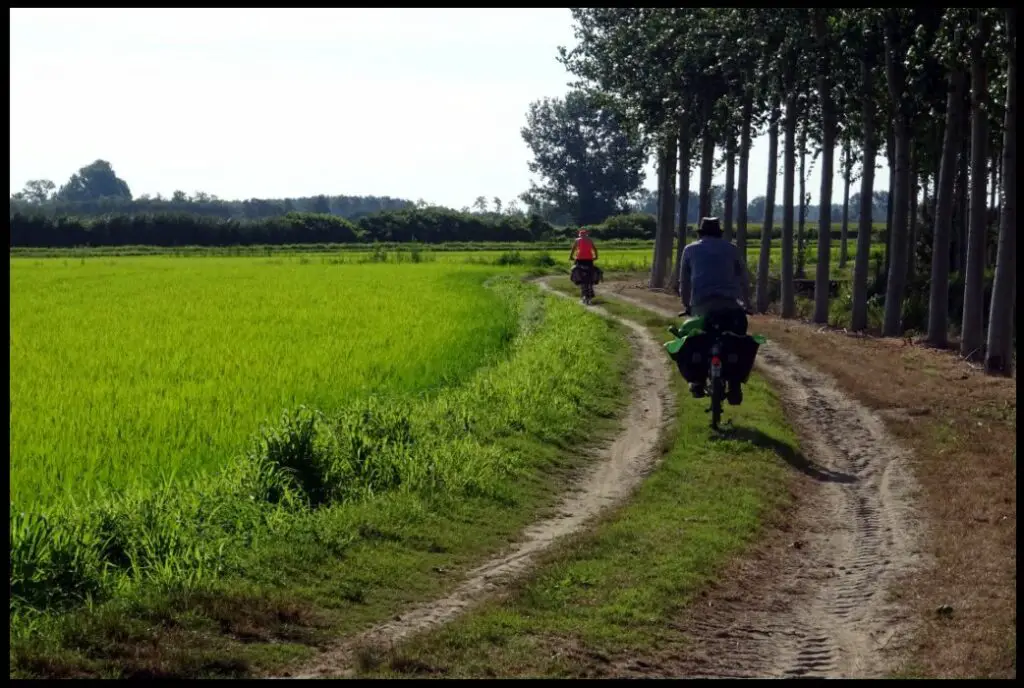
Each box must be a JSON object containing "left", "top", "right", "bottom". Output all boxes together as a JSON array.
[{"left": 10, "top": 8, "right": 890, "bottom": 209}]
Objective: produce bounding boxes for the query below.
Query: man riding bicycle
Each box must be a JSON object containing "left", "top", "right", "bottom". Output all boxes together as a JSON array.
[
  {"left": 678, "top": 217, "right": 752, "bottom": 404},
  {"left": 570, "top": 228, "right": 599, "bottom": 303}
]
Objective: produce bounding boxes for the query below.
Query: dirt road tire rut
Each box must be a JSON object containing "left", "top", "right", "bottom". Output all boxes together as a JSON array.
[
  {"left": 605, "top": 287, "right": 923, "bottom": 679},
  {"left": 280, "top": 279, "right": 674, "bottom": 679}
]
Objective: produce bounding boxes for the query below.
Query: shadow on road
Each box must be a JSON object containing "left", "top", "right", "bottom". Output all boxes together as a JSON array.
[{"left": 712, "top": 424, "right": 859, "bottom": 484}]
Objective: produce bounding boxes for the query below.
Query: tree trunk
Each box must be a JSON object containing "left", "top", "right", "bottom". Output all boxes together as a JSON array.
[
  {"left": 883, "top": 123, "right": 895, "bottom": 279},
  {"left": 984, "top": 7, "right": 1015, "bottom": 375},
  {"left": 840, "top": 140, "right": 852, "bottom": 268},
  {"left": 989, "top": 162, "right": 999, "bottom": 270},
  {"left": 756, "top": 93, "right": 780, "bottom": 314},
  {"left": 781, "top": 87, "right": 798, "bottom": 318},
  {"left": 797, "top": 124, "right": 808, "bottom": 279},
  {"left": 925, "top": 170, "right": 933, "bottom": 229},
  {"left": 987, "top": 150, "right": 1000, "bottom": 268},
  {"left": 988, "top": 151, "right": 997, "bottom": 212},
  {"left": 960, "top": 12, "right": 990, "bottom": 360},
  {"left": 649, "top": 143, "right": 669, "bottom": 287},
  {"left": 926, "top": 67, "right": 968, "bottom": 347},
  {"left": 698, "top": 97, "right": 715, "bottom": 220},
  {"left": 882, "top": 14, "right": 912, "bottom": 336},
  {"left": 952, "top": 118, "right": 970, "bottom": 274},
  {"left": 851, "top": 53, "right": 877, "bottom": 332},
  {"left": 650, "top": 134, "right": 678, "bottom": 288},
  {"left": 724, "top": 134, "right": 736, "bottom": 242},
  {"left": 907, "top": 154, "right": 918, "bottom": 282},
  {"left": 737, "top": 90, "right": 753, "bottom": 263},
  {"left": 812, "top": 9, "right": 835, "bottom": 323},
  {"left": 670, "top": 113, "right": 692, "bottom": 296},
  {"left": 883, "top": 129, "right": 911, "bottom": 335}
]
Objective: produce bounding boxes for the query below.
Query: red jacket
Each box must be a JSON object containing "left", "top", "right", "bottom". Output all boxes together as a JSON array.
[{"left": 574, "top": 237, "right": 596, "bottom": 260}]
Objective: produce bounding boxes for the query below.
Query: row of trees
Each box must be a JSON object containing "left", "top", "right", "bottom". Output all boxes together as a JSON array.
[
  {"left": 630, "top": 186, "right": 893, "bottom": 225},
  {"left": 8, "top": 207, "right": 559, "bottom": 248},
  {"left": 562, "top": 8, "right": 1015, "bottom": 375},
  {"left": 10, "top": 208, "right": 880, "bottom": 249},
  {"left": 9, "top": 161, "right": 419, "bottom": 221},
  {"left": 515, "top": 89, "right": 897, "bottom": 228},
  {"left": 9, "top": 160, "right": 602, "bottom": 228}
]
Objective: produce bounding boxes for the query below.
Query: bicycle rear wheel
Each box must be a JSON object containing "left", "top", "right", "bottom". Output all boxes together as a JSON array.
[{"left": 710, "top": 376, "right": 724, "bottom": 429}]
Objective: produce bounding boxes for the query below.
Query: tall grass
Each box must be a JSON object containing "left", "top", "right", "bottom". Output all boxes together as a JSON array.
[
  {"left": 10, "top": 274, "right": 626, "bottom": 637},
  {"left": 10, "top": 259, "right": 518, "bottom": 508}
]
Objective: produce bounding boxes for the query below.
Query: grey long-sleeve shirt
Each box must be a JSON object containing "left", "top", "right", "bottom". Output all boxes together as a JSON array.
[{"left": 679, "top": 237, "right": 751, "bottom": 311}]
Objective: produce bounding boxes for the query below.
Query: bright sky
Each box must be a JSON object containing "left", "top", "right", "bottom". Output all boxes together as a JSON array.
[{"left": 10, "top": 8, "right": 890, "bottom": 209}]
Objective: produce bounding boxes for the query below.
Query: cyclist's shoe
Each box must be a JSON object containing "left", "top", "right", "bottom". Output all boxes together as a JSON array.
[
  {"left": 689, "top": 382, "right": 706, "bottom": 399},
  {"left": 727, "top": 384, "right": 743, "bottom": 406}
]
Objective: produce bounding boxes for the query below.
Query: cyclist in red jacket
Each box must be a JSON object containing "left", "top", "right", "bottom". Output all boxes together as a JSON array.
[{"left": 570, "top": 228, "right": 600, "bottom": 304}]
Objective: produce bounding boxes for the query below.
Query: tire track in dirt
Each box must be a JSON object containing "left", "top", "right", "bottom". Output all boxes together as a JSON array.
[
  {"left": 602, "top": 286, "right": 923, "bottom": 679},
  {"left": 277, "top": 278, "right": 674, "bottom": 679}
]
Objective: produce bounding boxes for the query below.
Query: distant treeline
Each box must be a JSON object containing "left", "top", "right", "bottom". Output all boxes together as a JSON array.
[
  {"left": 9, "top": 209, "right": 541, "bottom": 248},
  {"left": 8, "top": 192, "right": 416, "bottom": 222},
  {"left": 8, "top": 208, "right": 887, "bottom": 249}
]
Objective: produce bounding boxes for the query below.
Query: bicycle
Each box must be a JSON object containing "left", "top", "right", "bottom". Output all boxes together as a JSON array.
[
  {"left": 570, "top": 262, "right": 601, "bottom": 306},
  {"left": 673, "top": 305, "right": 758, "bottom": 430}
]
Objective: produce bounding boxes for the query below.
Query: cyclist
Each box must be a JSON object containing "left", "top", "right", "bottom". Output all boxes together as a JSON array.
[
  {"left": 678, "top": 217, "right": 752, "bottom": 404},
  {"left": 570, "top": 228, "right": 599, "bottom": 303}
]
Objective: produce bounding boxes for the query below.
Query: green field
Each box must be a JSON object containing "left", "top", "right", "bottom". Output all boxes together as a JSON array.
[
  {"left": 11, "top": 238, "right": 886, "bottom": 282},
  {"left": 9, "top": 257, "right": 634, "bottom": 653},
  {"left": 10, "top": 260, "right": 522, "bottom": 508}
]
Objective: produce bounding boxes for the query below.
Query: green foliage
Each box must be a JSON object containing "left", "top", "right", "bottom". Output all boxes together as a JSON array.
[
  {"left": 12, "top": 182, "right": 415, "bottom": 222},
  {"left": 9, "top": 207, "right": 551, "bottom": 249},
  {"left": 11, "top": 179, "right": 56, "bottom": 205},
  {"left": 520, "top": 90, "right": 647, "bottom": 225},
  {"left": 55, "top": 160, "right": 132, "bottom": 204},
  {"left": 589, "top": 213, "right": 657, "bottom": 240}
]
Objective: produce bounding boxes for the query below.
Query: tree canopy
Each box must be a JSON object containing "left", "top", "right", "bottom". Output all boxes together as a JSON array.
[{"left": 520, "top": 89, "right": 647, "bottom": 225}]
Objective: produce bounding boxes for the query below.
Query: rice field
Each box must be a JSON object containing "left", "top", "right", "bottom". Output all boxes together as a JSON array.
[
  {"left": 9, "top": 259, "right": 519, "bottom": 509},
  {"left": 9, "top": 256, "right": 631, "bottom": 628}
]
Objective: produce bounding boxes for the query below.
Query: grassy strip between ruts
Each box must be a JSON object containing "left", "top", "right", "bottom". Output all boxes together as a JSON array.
[
  {"left": 350, "top": 279, "right": 798, "bottom": 678},
  {"left": 10, "top": 277, "right": 632, "bottom": 679}
]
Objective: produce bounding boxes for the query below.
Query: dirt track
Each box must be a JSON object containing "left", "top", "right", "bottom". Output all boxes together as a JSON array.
[
  {"left": 604, "top": 285, "right": 923, "bottom": 679},
  {"left": 281, "top": 279, "right": 923, "bottom": 679},
  {"left": 280, "top": 279, "right": 674, "bottom": 679}
]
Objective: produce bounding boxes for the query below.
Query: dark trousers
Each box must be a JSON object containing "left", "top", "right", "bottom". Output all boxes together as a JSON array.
[{"left": 702, "top": 306, "right": 748, "bottom": 337}]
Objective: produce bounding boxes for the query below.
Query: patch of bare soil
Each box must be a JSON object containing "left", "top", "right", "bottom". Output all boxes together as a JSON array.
[
  {"left": 604, "top": 281, "right": 1015, "bottom": 679},
  {"left": 276, "top": 279, "right": 674, "bottom": 678}
]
